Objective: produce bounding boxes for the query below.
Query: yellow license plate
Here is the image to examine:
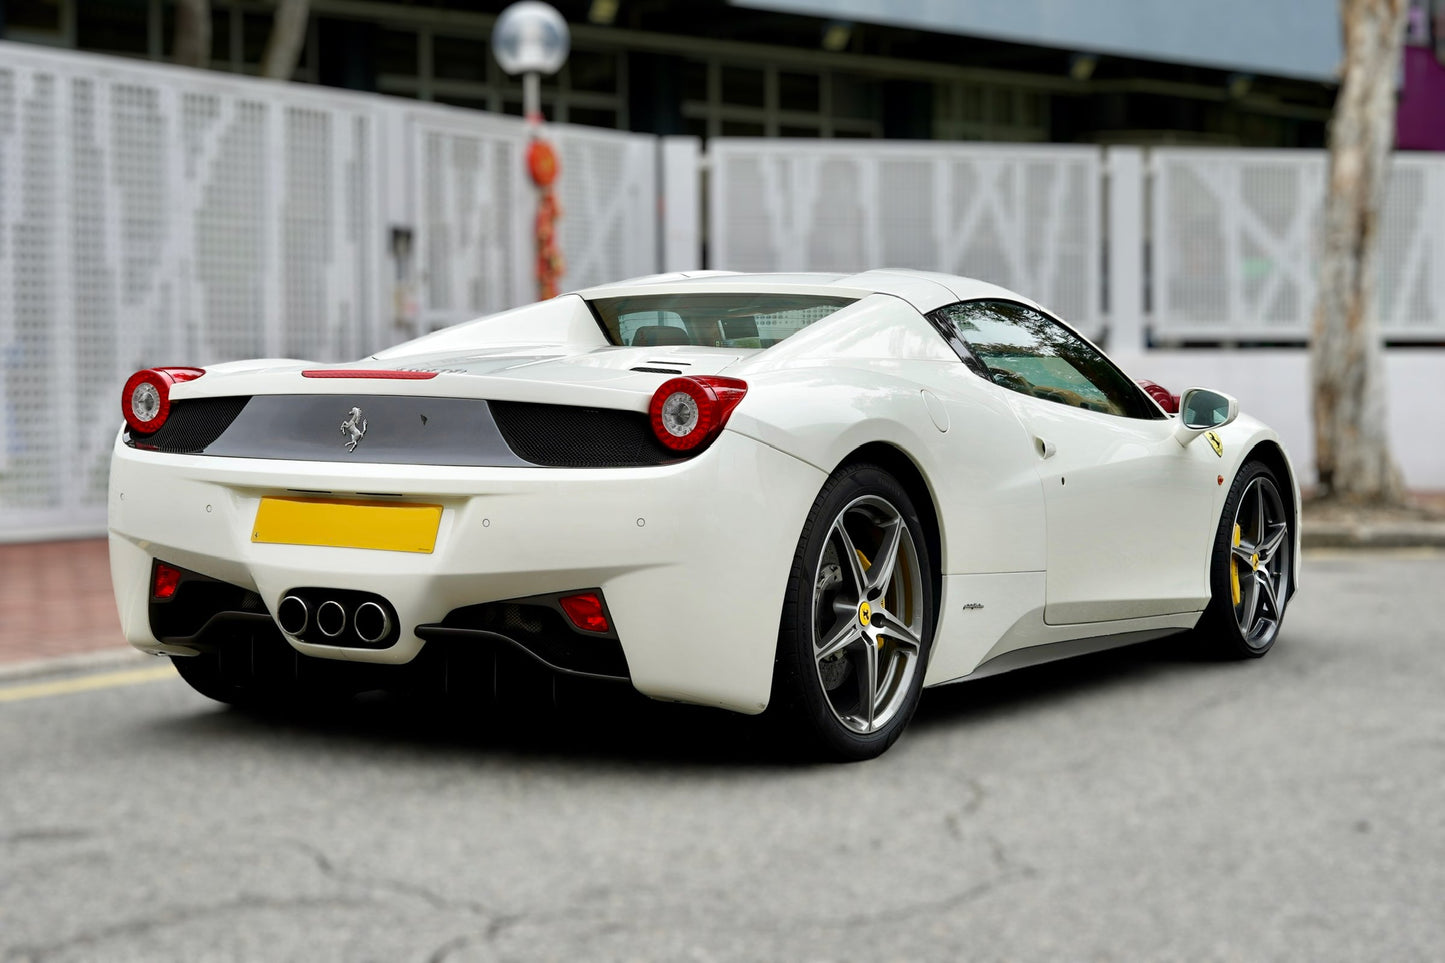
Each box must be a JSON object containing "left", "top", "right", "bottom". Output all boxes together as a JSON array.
[{"left": 252, "top": 497, "right": 442, "bottom": 554}]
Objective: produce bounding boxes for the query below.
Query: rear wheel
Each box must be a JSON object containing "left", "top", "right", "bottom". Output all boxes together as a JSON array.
[
  {"left": 775, "top": 464, "right": 934, "bottom": 761},
  {"left": 1197, "top": 460, "right": 1293, "bottom": 658}
]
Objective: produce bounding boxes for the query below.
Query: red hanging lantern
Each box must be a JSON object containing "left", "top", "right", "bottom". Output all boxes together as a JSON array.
[
  {"left": 528, "top": 137, "right": 563, "bottom": 298},
  {"left": 527, "top": 139, "right": 559, "bottom": 187}
]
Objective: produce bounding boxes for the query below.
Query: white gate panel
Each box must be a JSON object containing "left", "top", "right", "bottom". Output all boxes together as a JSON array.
[
  {"left": 1378, "top": 156, "right": 1445, "bottom": 339},
  {"left": 550, "top": 124, "right": 658, "bottom": 291},
  {"left": 403, "top": 110, "right": 659, "bottom": 332},
  {"left": 1150, "top": 148, "right": 1445, "bottom": 341},
  {"left": 406, "top": 107, "right": 531, "bottom": 334},
  {"left": 0, "top": 43, "right": 386, "bottom": 538},
  {"left": 1151, "top": 149, "right": 1326, "bottom": 341},
  {"left": 709, "top": 140, "right": 1103, "bottom": 334}
]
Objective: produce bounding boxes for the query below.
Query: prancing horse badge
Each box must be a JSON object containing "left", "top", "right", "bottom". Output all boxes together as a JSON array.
[
  {"left": 340, "top": 406, "right": 368, "bottom": 452},
  {"left": 1205, "top": 430, "right": 1223, "bottom": 457}
]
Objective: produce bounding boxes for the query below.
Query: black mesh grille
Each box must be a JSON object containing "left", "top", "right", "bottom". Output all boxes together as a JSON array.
[
  {"left": 129, "top": 397, "right": 250, "bottom": 454},
  {"left": 489, "top": 401, "right": 679, "bottom": 468}
]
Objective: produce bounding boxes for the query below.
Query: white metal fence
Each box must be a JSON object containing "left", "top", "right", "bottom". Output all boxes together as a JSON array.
[
  {"left": 1150, "top": 148, "right": 1445, "bottom": 341},
  {"left": 4, "top": 42, "right": 1445, "bottom": 539},
  {"left": 552, "top": 124, "right": 658, "bottom": 292},
  {"left": 0, "top": 42, "right": 659, "bottom": 539},
  {"left": 709, "top": 140, "right": 1103, "bottom": 337},
  {"left": 409, "top": 109, "right": 530, "bottom": 331}
]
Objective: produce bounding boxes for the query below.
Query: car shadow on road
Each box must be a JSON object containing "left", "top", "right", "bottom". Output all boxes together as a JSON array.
[
  {"left": 142, "top": 634, "right": 1228, "bottom": 768},
  {"left": 148, "top": 683, "right": 799, "bottom": 770}
]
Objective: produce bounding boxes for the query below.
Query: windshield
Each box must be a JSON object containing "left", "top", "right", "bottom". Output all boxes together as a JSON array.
[{"left": 590, "top": 293, "right": 858, "bottom": 349}]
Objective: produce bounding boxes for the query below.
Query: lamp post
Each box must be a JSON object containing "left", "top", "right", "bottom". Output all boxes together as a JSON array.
[{"left": 493, "top": 2, "right": 570, "bottom": 299}]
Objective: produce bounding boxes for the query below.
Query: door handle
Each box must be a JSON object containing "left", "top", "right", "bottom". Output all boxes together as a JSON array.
[{"left": 1034, "top": 436, "right": 1056, "bottom": 459}]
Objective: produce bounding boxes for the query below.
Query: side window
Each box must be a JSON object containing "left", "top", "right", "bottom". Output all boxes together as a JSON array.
[{"left": 931, "top": 300, "right": 1161, "bottom": 420}]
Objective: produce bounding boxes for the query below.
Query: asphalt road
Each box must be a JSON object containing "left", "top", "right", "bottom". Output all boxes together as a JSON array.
[{"left": 3, "top": 550, "right": 1443, "bottom": 962}]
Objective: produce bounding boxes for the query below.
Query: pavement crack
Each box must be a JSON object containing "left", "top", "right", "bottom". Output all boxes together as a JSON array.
[
  {"left": 282, "top": 837, "right": 496, "bottom": 918},
  {"left": 423, "top": 915, "right": 525, "bottom": 963},
  {"left": 943, "top": 776, "right": 988, "bottom": 839},
  {"left": 0, "top": 827, "right": 93, "bottom": 846},
  {"left": 486, "top": 913, "right": 525, "bottom": 941},
  {"left": 424, "top": 934, "right": 473, "bottom": 963},
  {"left": 3, "top": 895, "right": 385, "bottom": 963},
  {"left": 983, "top": 831, "right": 1036, "bottom": 879},
  {"left": 1173, "top": 688, "right": 1251, "bottom": 728},
  {"left": 823, "top": 830, "right": 1036, "bottom": 931}
]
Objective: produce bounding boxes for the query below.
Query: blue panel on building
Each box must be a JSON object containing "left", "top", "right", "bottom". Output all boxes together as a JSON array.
[{"left": 729, "top": 0, "right": 1342, "bottom": 82}]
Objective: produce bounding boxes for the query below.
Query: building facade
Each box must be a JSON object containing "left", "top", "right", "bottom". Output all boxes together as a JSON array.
[{"left": 3, "top": 0, "right": 1392, "bottom": 148}]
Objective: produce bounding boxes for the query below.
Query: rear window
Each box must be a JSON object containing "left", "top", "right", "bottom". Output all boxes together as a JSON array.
[{"left": 590, "top": 293, "right": 857, "bottom": 349}]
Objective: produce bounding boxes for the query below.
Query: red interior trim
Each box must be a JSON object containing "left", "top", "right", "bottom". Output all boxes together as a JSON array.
[{"left": 301, "top": 369, "right": 438, "bottom": 380}]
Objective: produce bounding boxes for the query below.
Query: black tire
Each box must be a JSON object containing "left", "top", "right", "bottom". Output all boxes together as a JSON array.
[
  {"left": 1196, "top": 460, "right": 1293, "bottom": 659},
  {"left": 774, "top": 463, "right": 935, "bottom": 761}
]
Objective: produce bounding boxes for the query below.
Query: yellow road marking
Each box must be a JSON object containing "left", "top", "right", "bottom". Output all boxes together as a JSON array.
[{"left": 0, "top": 665, "right": 175, "bottom": 704}]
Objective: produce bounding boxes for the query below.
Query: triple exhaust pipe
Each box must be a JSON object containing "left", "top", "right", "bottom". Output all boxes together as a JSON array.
[{"left": 277, "top": 593, "right": 394, "bottom": 646}]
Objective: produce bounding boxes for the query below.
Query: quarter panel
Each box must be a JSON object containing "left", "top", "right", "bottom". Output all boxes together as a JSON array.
[{"left": 726, "top": 362, "right": 1048, "bottom": 575}]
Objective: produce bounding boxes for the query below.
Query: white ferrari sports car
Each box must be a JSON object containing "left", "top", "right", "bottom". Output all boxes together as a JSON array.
[{"left": 109, "top": 269, "right": 1299, "bottom": 759}]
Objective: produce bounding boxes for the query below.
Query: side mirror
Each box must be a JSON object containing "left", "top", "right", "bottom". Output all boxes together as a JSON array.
[{"left": 1173, "top": 387, "right": 1239, "bottom": 447}]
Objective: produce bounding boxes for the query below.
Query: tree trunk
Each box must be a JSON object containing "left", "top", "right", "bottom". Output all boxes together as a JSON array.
[
  {"left": 260, "top": 0, "right": 311, "bottom": 80},
  {"left": 173, "top": 0, "right": 211, "bottom": 70},
  {"left": 1310, "top": 0, "right": 1409, "bottom": 504}
]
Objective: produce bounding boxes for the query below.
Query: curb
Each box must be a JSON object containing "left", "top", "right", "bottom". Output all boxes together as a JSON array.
[
  {"left": 1301, "top": 523, "right": 1445, "bottom": 550},
  {"left": 0, "top": 647, "right": 155, "bottom": 685}
]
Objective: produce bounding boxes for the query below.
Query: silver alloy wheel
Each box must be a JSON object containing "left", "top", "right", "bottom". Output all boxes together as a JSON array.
[
  {"left": 810, "top": 494, "right": 926, "bottom": 734},
  {"left": 1230, "top": 475, "right": 1291, "bottom": 648}
]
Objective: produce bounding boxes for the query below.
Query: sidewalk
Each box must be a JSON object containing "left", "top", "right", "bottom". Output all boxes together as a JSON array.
[
  {"left": 1299, "top": 491, "right": 1445, "bottom": 549},
  {"left": 0, "top": 538, "right": 123, "bottom": 667},
  {"left": 3, "top": 494, "right": 1443, "bottom": 669}
]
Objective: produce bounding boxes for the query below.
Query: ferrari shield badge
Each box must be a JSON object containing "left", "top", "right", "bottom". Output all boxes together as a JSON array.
[
  {"left": 340, "top": 406, "right": 368, "bottom": 452},
  {"left": 1205, "top": 430, "right": 1223, "bottom": 457}
]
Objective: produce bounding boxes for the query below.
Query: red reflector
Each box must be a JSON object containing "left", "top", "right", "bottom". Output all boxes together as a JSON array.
[
  {"left": 558, "top": 593, "right": 610, "bottom": 633},
  {"left": 301, "top": 369, "right": 439, "bottom": 380},
  {"left": 152, "top": 562, "right": 183, "bottom": 600}
]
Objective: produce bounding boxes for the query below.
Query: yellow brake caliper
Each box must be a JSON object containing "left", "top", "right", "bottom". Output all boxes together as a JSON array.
[{"left": 1230, "top": 523, "right": 1242, "bottom": 606}]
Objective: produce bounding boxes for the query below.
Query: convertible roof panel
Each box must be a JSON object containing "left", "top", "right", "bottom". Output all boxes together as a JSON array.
[{"left": 573, "top": 269, "right": 1041, "bottom": 316}]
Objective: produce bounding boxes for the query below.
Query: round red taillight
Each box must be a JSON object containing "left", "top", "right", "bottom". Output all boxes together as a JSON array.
[
  {"left": 121, "top": 367, "right": 205, "bottom": 435},
  {"left": 647, "top": 376, "right": 748, "bottom": 452}
]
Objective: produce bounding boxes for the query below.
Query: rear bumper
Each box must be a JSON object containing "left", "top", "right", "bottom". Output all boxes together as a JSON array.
[{"left": 108, "top": 430, "right": 825, "bottom": 713}]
